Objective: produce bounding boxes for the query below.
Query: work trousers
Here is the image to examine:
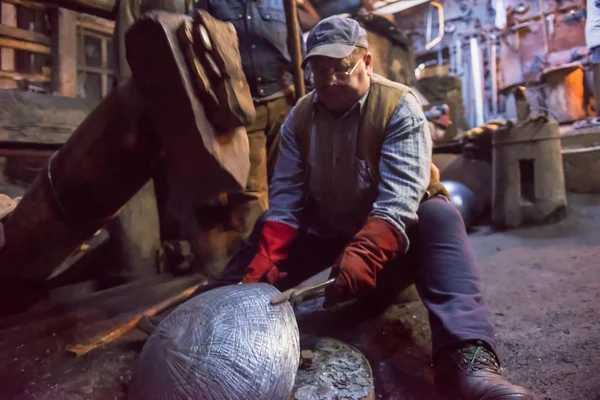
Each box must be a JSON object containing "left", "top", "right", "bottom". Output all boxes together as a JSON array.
[
  {"left": 227, "top": 94, "right": 294, "bottom": 238},
  {"left": 192, "top": 196, "right": 497, "bottom": 356},
  {"left": 189, "top": 94, "right": 293, "bottom": 277}
]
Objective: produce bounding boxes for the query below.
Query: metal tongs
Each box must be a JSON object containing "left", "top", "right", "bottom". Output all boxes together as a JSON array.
[{"left": 270, "top": 278, "right": 335, "bottom": 306}]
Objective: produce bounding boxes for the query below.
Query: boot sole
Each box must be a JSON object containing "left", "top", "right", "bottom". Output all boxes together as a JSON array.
[
  {"left": 437, "top": 384, "right": 534, "bottom": 400},
  {"left": 456, "top": 393, "right": 534, "bottom": 400}
]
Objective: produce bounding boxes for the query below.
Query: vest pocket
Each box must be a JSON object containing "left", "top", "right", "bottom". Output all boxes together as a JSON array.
[{"left": 357, "top": 159, "right": 375, "bottom": 193}]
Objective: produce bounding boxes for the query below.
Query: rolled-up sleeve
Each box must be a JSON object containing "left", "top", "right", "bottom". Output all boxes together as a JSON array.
[
  {"left": 264, "top": 107, "right": 307, "bottom": 228},
  {"left": 370, "top": 93, "right": 432, "bottom": 252}
]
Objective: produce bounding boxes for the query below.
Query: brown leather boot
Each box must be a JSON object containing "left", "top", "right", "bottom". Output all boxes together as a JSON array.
[{"left": 435, "top": 341, "right": 533, "bottom": 400}]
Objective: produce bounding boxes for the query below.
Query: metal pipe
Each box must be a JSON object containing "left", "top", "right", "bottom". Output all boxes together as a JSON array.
[
  {"left": 373, "top": 0, "right": 430, "bottom": 15},
  {"left": 537, "top": 0, "right": 549, "bottom": 55},
  {"left": 449, "top": 44, "right": 455, "bottom": 75},
  {"left": 426, "top": 4, "right": 433, "bottom": 45},
  {"left": 283, "top": 0, "right": 305, "bottom": 101},
  {"left": 456, "top": 38, "right": 462, "bottom": 75},
  {"left": 470, "top": 37, "right": 485, "bottom": 127},
  {"left": 490, "top": 36, "right": 498, "bottom": 116}
]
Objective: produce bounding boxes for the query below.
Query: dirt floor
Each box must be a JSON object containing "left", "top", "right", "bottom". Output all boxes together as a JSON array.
[
  {"left": 0, "top": 193, "right": 599, "bottom": 399},
  {"left": 296, "top": 192, "right": 600, "bottom": 400},
  {"left": 471, "top": 193, "right": 600, "bottom": 400}
]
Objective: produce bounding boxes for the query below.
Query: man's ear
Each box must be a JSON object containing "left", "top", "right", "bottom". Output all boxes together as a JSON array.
[{"left": 364, "top": 51, "right": 373, "bottom": 75}]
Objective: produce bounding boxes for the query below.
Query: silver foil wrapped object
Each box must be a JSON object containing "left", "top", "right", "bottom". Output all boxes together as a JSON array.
[{"left": 129, "top": 283, "right": 300, "bottom": 400}]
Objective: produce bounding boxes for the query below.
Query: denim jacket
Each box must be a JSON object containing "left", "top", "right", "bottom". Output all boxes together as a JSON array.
[{"left": 196, "top": 0, "right": 308, "bottom": 100}]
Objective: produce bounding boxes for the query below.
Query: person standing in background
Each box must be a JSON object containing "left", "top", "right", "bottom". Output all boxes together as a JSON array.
[{"left": 189, "top": 0, "right": 309, "bottom": 275}]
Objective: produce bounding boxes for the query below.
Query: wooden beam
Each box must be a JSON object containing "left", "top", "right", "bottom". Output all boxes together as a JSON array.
[
  {"left": 1, "top": 2, "right": 18, "bottom": 89},
  {"left": 0, "top": 37, "right": 51, "bottom": 54},
  {"left": 51, "top": 8, "right": 78, "bottom": 97},
  {"left": 0, "top": 24, "right": 51, "bottom": 46},
  {"left": 25, "top": 0, "right": 118, "bottom": 20},
  {"left": 1, "top": 0, "right": 48, "bottom": 10},
  {"left": 0, "top": 148, "right": 58, "bottom": 158},
  {"left": 65, "top": 284, "right": 200, "bottom": 357},
  {"left": 0, "top": 125, "right": 74, "bottom": 145},
  {"left": 0, "top": 90, "right": 91, "bottom": 146},
  {"left": 0, "top": 70, "right": 51, "bottom": 83},
  {"left": 78, "top": 65, "right": 114, "bottom": 74},
  {"left": 77, "top": 14, "right": 115, "bottom": 36}
]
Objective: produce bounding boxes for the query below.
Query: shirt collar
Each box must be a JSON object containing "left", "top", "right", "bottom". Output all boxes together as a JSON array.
[{"left": 313, "top": 84, "right": 371, "bottom": 120}]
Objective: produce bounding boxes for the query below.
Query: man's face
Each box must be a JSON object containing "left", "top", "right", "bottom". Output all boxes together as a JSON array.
[{"left": 309, "top": 50, "right": 372, "bottom": 114}]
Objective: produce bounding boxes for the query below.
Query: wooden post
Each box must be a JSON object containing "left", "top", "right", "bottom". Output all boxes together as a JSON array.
[
  {"left": 50, "top": 8, "right": 78, "bottom": 97},
  {"left": 1, "top": 2, "right": 18, "bottom": 89},
  {"left": 283, "top": 0, "right": 305, "bottom": 101}
]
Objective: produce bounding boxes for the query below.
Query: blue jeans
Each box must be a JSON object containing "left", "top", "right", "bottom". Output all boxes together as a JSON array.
[{"left": 191, "top": 196, "right": 496, "bottom": 356}]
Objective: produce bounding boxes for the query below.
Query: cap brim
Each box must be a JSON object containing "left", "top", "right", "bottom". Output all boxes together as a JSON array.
[{"left": 301, "top": 43, "right": 357, "bottom": 68}]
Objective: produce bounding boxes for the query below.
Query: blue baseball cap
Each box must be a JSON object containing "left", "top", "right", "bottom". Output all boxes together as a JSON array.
[{"left": 302, "top": 16, "right": 369, "bottom": 68}]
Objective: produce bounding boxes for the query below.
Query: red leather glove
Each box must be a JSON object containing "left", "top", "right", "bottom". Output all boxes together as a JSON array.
[
  {"left": 243, "top": 221, "right": 297, "bottom": 285},
  {"left": 324, "top": 216, "right": 404, "bottom": 307}
]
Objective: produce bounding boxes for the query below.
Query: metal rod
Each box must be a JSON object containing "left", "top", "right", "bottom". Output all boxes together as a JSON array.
[
  {"left": 283, "top": 0, "right": 305, "bottom": 101},
  {"left": 490, "top": 36, "right": 498, "bottom": 116},
  {"left": 426, "top": 4, "right": 433, "bottom": 45},
  {"left": 537, "top": 0, "right": 549, "bottom": 56},
  {"left": 456, "top": 38, "right": 462, "bottom": 75},
  {"left": 470, "top": 37, "right": 485, "bottom": 127}
]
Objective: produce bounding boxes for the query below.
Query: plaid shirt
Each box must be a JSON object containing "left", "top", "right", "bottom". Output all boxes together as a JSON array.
[
  {"left": 196, "top": 0, "right": 308, "bottom": 100},
  {"left": 265, "top": 89, "right": 432, "bottom": 252}
]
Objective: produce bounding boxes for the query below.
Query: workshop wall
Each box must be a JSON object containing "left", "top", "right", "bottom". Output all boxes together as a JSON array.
[{"left": 391, "top": 0, "right": 589, "bottom": 128}]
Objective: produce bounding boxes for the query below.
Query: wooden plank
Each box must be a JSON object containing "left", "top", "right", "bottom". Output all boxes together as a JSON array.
[
  {"left": 0, "top": 125, "right": 73, "bottom": 144},
  {"left": 0, "top": 24, "right": 50, "bottom": 46},
  {"left": 78, "top": 65, "right": 114, "bottom": 74},
  {"left": 51, "top": 8, "right": 78, "bottom": 97},
  {"left": 0, "top": 90, "right": 91, "bottom": 145},
  {"left": 0, "top": 37, "right": 50, "bottom": 54},
  {"left": 65, "top": 283, "right": 200, "bottom": 357},
  {"left": 77, "top": 14, "right": 115, "bottom": 36},
  {"left": 0, "top": 276, "right": 203, "bottom": 350},
  {"left": 0, "top": 148, "right": 58, "bottom": 158},
  {"left": 1, "top": 2, "right": 18, "bottom": 90},
  {"left": 1, "top": 0, "right": 48, "bottom": 10},
  {"left": 26, "top": 0, "right": 118, "bottom": 20},
  {"left": 0, "top": 70, "right": 50, "bottom": 83}
]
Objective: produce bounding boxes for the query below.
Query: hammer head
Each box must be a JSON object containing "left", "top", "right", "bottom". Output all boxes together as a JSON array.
[{"left": 125, "top": 10, "right": 252, "bottom": 202}]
